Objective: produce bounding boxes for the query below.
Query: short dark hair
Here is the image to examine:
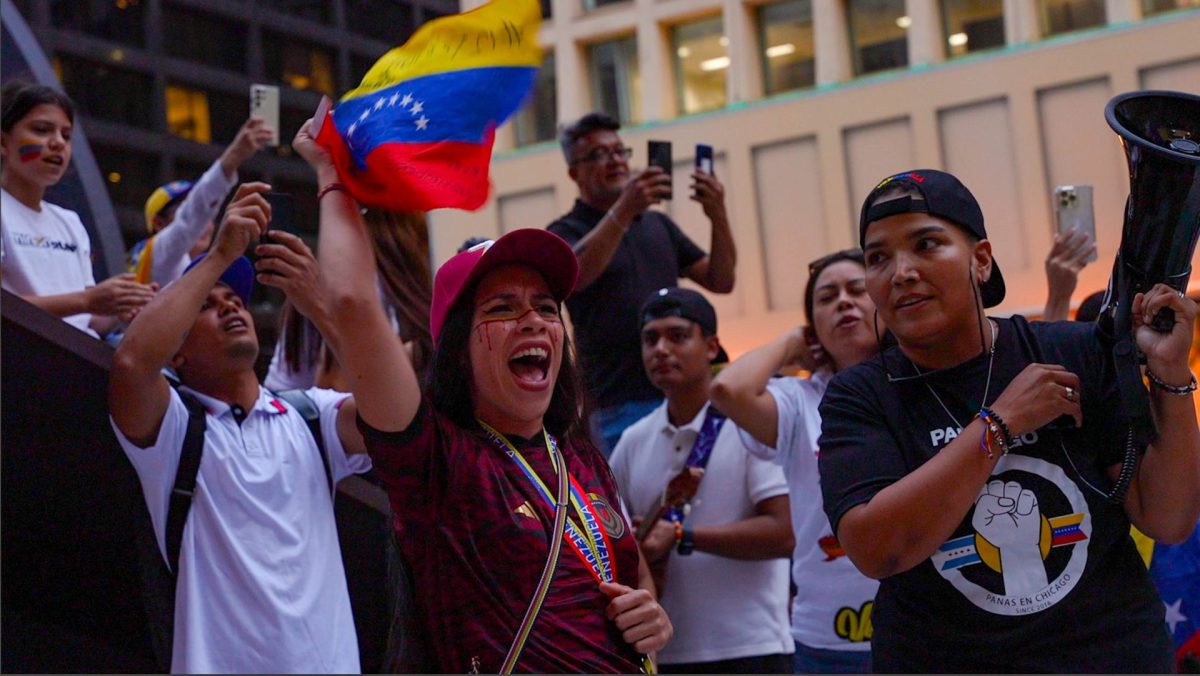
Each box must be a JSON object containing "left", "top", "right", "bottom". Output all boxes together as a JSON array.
[
  {"left": 558, "top": 112, "right": 620, "bottom": 164},
  {"left": 2, "top": 81, "right": 75, "bottom": 133},
  {"left": 804, "top": 249, "right": 866, "bottom": 324},
  {"left": 425, "top": 283, "right": 590, "bottom": 443}
]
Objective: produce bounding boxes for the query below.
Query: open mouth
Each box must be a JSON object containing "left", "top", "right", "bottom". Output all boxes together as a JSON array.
[
  {"left": 223, "top": 316, "right": 249, "bottom": 333},
  {"left": 43, "top": 156, "right": 64, "bottom": 167},
  {"left": 509, "top": 346, "right": 550, "bottom": 385}
]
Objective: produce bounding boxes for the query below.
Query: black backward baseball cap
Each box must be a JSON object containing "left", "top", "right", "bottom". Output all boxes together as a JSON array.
[
  {"left": 640, "top": 287, "right": 729, "bottom": 364},
  {"left": 858, "top": 168, "right": 1005, "bottom": 308}
]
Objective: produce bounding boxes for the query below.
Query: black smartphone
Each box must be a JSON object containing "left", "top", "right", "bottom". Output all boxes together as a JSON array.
[
  {"left": 263, "top": 192, "right": 296, "bottom": 237},
  {"left": 648, "top": 140, "right": 672, "bottom": 200},
  {"left": 695, "top": 143, "right": 714, "bottom": 176}
]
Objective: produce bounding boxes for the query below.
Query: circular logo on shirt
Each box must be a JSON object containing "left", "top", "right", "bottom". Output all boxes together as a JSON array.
[
  {"left": 589, "top": 493, "right": 627, "bottom": 540},
  {"left": 930, "top": 454, "right": 1091, "bottom": 616}
]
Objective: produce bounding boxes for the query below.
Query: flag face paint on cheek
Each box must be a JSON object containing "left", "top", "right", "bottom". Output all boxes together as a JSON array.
[{"left": 18, "top": 143, "right": 44, "bottom": 162}]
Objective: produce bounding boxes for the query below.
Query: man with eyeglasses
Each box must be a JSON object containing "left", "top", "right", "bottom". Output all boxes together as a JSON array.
[{"left": 547, "top": 112, "right": 736, "bottom": 457}]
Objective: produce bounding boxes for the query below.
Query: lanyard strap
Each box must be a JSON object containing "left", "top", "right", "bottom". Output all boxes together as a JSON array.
[
  {"left": 664, "top": 407, "right": 727, "bottom": 522},
  {"left": 477, "top": 421, "right": 616, "bottom": 585}
]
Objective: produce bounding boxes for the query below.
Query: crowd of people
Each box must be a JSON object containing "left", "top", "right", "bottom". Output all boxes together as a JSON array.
[{"left": 3, "top": 79, "right": 1199, "bottom": 674}]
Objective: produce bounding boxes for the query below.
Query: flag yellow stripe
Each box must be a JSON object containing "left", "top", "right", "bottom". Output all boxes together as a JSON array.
[{"left": 343, "top": 0, "right": 542, "bottom": 102}]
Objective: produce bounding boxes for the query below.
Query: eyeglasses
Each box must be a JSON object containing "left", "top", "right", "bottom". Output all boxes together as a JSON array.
[{"left": 572, "top": 145, "right": 633, "bottom": 165}]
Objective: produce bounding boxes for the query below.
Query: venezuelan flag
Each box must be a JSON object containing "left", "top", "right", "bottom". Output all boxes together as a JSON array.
[{"left": 316, "top": 0, "right": 541, "bottom": 212}]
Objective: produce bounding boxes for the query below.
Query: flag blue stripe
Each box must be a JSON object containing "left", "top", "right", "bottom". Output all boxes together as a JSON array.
[{"left": 334, "top": 66, "right": 537, "bottom": 166}]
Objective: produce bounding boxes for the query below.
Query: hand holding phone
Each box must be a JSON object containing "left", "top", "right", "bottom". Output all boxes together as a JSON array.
[
  {"left": 263, "top": 192, "right": 296, "bottom": 237},
  {"left": 694, "top": 144, "right": 714, "bottom": 176},
  {"left": 1053, "top": 185, "right": 1098, "bottom": 263}
]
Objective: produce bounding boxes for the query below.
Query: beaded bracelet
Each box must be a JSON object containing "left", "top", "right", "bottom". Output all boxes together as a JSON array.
[
  {"left": 317, "top": 182, "right": 348, "bottom": 201},
  {"left": 1146, "top": 369, "right": 1198, "bottom": 395},
  {"left": 979, "top": 406, "right": 1014, "bottom": 447},
  {"left": 673, "top": 519, "right": 684, "bottom": 544},
  {"left": 977, "top": 411, "right": 1009, "bottom": 460}
]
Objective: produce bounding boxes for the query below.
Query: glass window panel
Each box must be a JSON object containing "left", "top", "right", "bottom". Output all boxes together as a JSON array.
[
  {"left": 1039, "top": 0, "right": 1106, "bottom": 36},
  {"left": 759, "top": 0, "right": 816, "bottom": 95},
  {"left": 56, "top": 55, "right": 154, "bottom": 128},
  {"left": 163, "top": 6, "right": 247, "bottom": 72},
  {"left": 942, "top": 0, "right": 1005, "bottom": 57},
  {"left": 847, "top": 0, "right": 908, "bottom": 75},
  {"left": 514, "top": 52, "right": 558, "bottom": 147},
  {"left": 672, "top": 17, "right": 728, "bottom": 116},
  {"left": 1142, "top": 0, "right": 1200, "bottom": 15},
  {"left": 346, "top": 1, "right": 416, "bottom": 42},
  {"left": 589, "top": 36, "right": 641, "bottom": 125},
  {"left": 262, "top": 32, "right": 336, "bottom": 96},
  {"left": 260, "top": 0, "right": 332, "bottom": 23},
  {"left": 50, "top": 0, "right": 145, "bottom": 47},
  {"left": 94, "top": 141, "right": 159, "bottom": 239},
  {"left": 204, "top": 89, "right": 250, "bottom": 144},
  {"left": 165, "top": 84, "right": 212, "bottom": 144}
]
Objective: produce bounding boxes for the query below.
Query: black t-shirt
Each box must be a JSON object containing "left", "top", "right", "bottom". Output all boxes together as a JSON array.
[
  {"left": 818, "top": 316, "right": 1172, "bottom": 673},
  {"left": 547, "top": 200, "right": 705, "bottom": 409}
]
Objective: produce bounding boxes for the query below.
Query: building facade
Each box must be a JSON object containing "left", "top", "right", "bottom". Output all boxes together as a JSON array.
[{"left": 437, "top": 0, "right": 1200, "bottom": 359}]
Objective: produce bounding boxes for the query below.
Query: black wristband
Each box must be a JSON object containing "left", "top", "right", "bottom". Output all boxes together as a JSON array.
[
  {"left": 979, "top": 406, "right": 1014, "bottom": 446},
  {"left": 676, "top": 527, "right": 694, "bottom": 556}
]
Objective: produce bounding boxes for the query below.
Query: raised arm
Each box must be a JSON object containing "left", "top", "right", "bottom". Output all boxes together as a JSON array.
[
  {"left": 710, "top": 325, "right": 824, "bottom": 447},
  {"left": 683, "top": 171, "right": 736, "bottom": 294},
  {"left": 109, "top": 183, "right": 270, "bottom": 447},
  {"left": 291, "top": 117, "right": 419, "bottom": 433},
  {"left": 571, "top": 167, "right": 671, "bottom": 291},
  {"left": 1120, "top": 284, "right": 1200, "bottom": 542},
  {"left": 1043, "top": 228, "right": 1095, "bottom": 321}
]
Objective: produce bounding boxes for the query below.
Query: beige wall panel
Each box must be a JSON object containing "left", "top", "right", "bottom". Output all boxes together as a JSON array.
[
  {"left": 938, "top": 97, "right": 1028, "bottom": 279},
  {"left": 843, "top": 117, "right": 916, "bottom": 226},
  {"left": 751, "top": 137, "right": 827, "bottom": 312},
  {"left": 662, "top": 153, "right": 747, "bottom": 321},
  {"left": 1037, "top": 78, "right": 1128, "bottom": 306},
  {"left": 498, "top": 187, "right": 559, "bottom": 234},
  {"left": 1139, "top": 57, "right": 1200, "bottom": 92}
]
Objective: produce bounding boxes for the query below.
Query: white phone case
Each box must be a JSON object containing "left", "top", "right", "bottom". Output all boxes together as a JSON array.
[
  {"left": 1053, "top": 184, "right": 1098, "bottom": 262},
  {"left": 250, "top": 84, "right": 280, "bottom": 147}
]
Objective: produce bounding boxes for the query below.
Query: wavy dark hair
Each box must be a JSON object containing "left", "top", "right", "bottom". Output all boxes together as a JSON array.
[
  {"left": 425, "top": 281, "right": 590, "bottom": 444},
  {"left": 804, "top": 248, "right": 866, "bottom": 324},
  {"left": 2, "top": 81, "right": 75, "bottom": 132}
]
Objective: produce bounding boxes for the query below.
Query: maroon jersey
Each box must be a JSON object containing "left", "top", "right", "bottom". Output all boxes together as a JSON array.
[{"left": 359, "top": 404, "right": 644, "bottom": 673}]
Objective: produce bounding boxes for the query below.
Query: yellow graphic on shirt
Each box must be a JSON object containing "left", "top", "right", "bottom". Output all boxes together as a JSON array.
[{"left": 834, "top": 601, "right": 873, "bottom": 643}]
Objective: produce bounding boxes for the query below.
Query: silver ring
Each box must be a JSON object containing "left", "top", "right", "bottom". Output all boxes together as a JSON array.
[{"left": 1064, "top": 386, "right": 1076, "bottom": 402}]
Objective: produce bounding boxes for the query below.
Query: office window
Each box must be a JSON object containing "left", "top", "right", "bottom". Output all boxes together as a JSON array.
[
  {"left": 346, "top": 1, "right": 416, "bottom": 42},
  {"left": 94, "top": 142, "right": 158, "bottom": 230},
  {"left": 847, "top": 0, "right": 908, "bottom": 75},
  {"left": 263, "top": 32, "right": 336, "bottom": 96},
  {"left": 1142, "top": 0, "right": 1200, "bottom": 15},
  {"left": 514, "top": 52, "right": 557, "bottom": 147},
  {"left": 261, "top": 0, "right": 332, "bottom": 23},
  {"left": 56, "top": 56, "right": 154, "bottom": 129},
  {"left": 1039, "top": 0, "right": 1106, "bottom": 36},
  {"left": 590, "top": 36, "right": 641, "bottom": 125},
  {"left": 165, "top": 84, "right": 212, "bottom": 144},
  {"left": 50, "top": 0, "right": 145, "bottom": 47},
  {"left": 672, "top": 17, "right": 727, "bottom": 116},
  {"left": 759, "top": 0, "right": 816, "bottom": 95},
  {"left": 163, "top": 6, "right": 246, "bottom": 72},
  {"left": 942, "top": 0, "right": 1004, "bottom": 56}
]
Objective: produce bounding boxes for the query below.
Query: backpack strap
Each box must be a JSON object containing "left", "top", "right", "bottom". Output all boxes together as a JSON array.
[
  {"left": 272, "top": 388, "right": 335, "bottom": 495},
  {"left": 166, "top": 390, "right": 207, "bottom": 575}
]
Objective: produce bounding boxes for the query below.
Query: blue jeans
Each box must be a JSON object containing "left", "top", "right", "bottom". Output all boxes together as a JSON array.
[
  {"left": 589, "top": 398, "right": 661, "bottom": 458},
  {"left": 791, "top": 641, "right": 871, "bottom": 674}
]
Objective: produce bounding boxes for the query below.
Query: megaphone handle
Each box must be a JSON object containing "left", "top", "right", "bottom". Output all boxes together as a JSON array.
[{"left": 1150, "top": 307, "right": 1176, "bottom": 333}]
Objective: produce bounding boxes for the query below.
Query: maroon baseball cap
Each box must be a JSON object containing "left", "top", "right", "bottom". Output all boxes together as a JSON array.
[{"left": 430, "top": 229, "right": 579, "bottom": 342}]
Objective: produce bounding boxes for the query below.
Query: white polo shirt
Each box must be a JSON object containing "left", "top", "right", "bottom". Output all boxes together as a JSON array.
[
  {"left": 111, "top": 385, "right": 370, "bottom": 674},
  {"left": 737, "top": 371, "right": 879, "bottom": 651},
  {"left": 610, "top": 400, "right": 792, "bottom": 665}
]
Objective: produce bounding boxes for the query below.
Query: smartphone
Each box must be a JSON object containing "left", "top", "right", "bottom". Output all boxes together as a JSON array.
[
  {"left": 648, "top": 140, "right": 673, "bottom": 200},
  {"left": 250, "top": 84, "right": 280, "bottom": 146},
  {"left": 695, "top": 144, "right": 714, "bottom": 176},
  {"left": 1053, "top": 185, "right": 1098, "bottom": 262},
  {"left": 264, "top": 192, "right": 296, "bottom": 236}
]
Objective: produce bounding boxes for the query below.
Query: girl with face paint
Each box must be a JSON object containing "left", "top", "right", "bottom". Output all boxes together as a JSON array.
[
  {"left": 1, "top": 81, "right": 155, "bottom": 337},
  {"left": 292, "top": 115, "right": 672, "bottom": 673}
]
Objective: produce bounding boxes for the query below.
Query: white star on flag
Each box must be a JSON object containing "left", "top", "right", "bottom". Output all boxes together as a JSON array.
[
  {"left": 348, "top": 121, "right": 358, "bottom": 137},
  {"left": 1165, "top": 597, "right": 1187, "bottom": 634},
  {"left": 374, "top": 98, "right": 384, "bottom": 111},
  {"left": 415, "top": 115, "right": 429, "bottom": 131},
  {"left": 359, "top": 109, "right": 369, "bottom": 122},
  {"left": 389, "top": 93, "right": 399, "bottom": 107},
  {"left": 410, "top": 101, "right": 424, "bottom": 115},
  {"left": 400, "top": 93, "right": 413, "bottom": 108}
]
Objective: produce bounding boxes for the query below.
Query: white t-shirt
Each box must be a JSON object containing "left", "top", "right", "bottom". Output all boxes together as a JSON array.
[
  {"left": 1, "top": 187, "right": 97, "bottom": 335},
  {"left": 737, "top": 371, "right": 879, "bottom": 651},
  {"left": 611, "top": 400, "right": 792, "bottom": 665},
  {"left": 111, "top": 385, "right": 371, "bottom": 674}
]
